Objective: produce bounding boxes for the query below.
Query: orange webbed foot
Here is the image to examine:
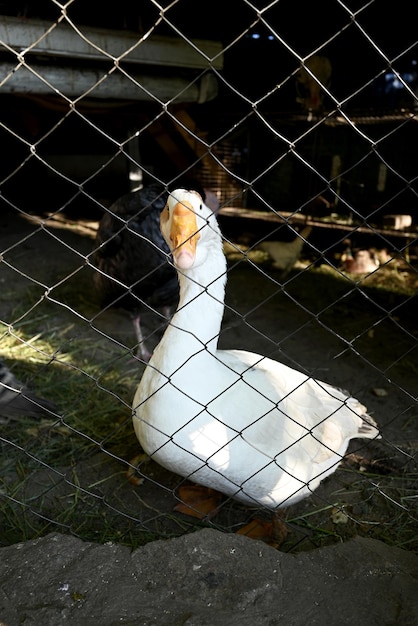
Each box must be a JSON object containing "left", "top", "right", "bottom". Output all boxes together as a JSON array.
[
  {"left": 237, "top": 512, "right": 288, "bottom": 548},
  {"left": 174, "top": 484, "right": 224, "bottom": 520},
  {"left": 126, "top": 453, "right": 149, "bottom": 486}
]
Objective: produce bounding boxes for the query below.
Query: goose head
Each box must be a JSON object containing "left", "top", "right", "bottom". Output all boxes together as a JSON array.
[{"left": 161, "top": 189, "right": 221, "bottom": 271}]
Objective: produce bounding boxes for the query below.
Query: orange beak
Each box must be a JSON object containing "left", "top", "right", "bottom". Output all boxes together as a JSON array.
[{"left": 170, "top": 200, "right": 200, "bottom": 269}]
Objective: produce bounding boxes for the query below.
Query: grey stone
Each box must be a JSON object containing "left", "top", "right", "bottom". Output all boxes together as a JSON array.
[{"left": 0, "top": 529, "right": 417, "bottom": 625}]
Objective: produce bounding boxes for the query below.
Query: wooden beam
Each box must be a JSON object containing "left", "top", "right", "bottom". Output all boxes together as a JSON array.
[
  {"left": 0, "top": 62, "right": 219, "bottom": 102},
  {"left": 146, "top": 120, "right": 191, "bottom": 170},
  {"left": 173, "top": 110, "right": 221, "bottom": 177},
  {"left": 0, "top": 15, "right": 223, "bottom": 70},
  {"left": 218, "top": 206, "right": 418, "bottom": 240}
]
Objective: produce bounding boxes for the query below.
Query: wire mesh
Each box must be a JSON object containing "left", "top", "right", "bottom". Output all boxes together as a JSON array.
[{"left": 0, "top": 0, "right": 417, "bottom": 553}]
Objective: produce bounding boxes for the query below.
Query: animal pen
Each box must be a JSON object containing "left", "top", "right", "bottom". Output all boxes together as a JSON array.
[{"left": 0, "top": 1, "right": 417, "bottom": 554}]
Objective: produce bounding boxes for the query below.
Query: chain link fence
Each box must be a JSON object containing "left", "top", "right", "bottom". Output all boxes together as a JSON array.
[{"left": 0, "top": 0, "right": 417, "bottom": 552}]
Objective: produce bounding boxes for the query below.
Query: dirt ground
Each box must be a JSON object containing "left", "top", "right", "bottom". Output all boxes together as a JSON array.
[{"left": 0, "top": 206, "right": 417, "bottom": 552}]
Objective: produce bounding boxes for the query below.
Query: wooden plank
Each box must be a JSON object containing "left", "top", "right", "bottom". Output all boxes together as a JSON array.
[
  {"left": 0, "top": 15, "right": 223, "bottom": 70},
  {"left": 0, "top": 62, "right": 219, "bottom": 102},
  {"left": 173, "top": 110, "right": 224, "bottom": 179},
  {"left": 146, "top": 120, "right": 191, "bottom": 170},
  {"left": 218, "top": 207, "right": 418, "bottom": 240}
]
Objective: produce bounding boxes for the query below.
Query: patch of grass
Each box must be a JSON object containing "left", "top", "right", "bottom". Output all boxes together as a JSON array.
[
  {"left": 280, "top": 451, "right": 418, "bottom": 553},
  {"left": 0, "top": 313, "right": 145, "bottom": 547}
]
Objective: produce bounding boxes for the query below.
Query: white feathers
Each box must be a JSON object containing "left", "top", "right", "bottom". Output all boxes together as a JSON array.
[
  {"left": 132, "top": 191, "right": 379, "bottom": 511},
  {"left": 258, "top": 226, "right": 312, "bottom": 276}
]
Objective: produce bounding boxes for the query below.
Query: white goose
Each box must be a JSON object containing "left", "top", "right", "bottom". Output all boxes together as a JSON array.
[{"left": 132, "top": 189, "right": 380, "bottom": 517}]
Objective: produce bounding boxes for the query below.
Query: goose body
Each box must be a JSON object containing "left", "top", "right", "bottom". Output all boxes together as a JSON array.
[
  {"left": 92, "top": 184, "right": 178, "bottom": 360},
  {"left": 132, "top": 189, "right": 380, "bottom": 511},
  {"left": 259, "top": 225, "right": 312, "bottom": 277}
]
